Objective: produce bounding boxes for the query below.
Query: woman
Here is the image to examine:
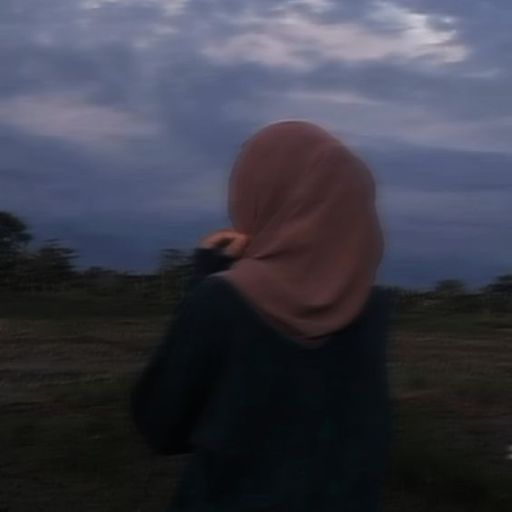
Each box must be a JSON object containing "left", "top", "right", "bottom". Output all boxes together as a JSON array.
[{"left": 131, "top": 121, "right": 391, "bottom": 511}]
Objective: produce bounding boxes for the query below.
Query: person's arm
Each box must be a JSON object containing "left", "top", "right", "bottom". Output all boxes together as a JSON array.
[{"left": 130, "top": 248, "right": 233, "bottom": 455}]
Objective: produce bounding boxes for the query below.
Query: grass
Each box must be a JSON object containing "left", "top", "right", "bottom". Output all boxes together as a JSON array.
[
  {"left": 389, "top": 402, "right": 511, "bottom": 511},
  {"left": 1, "top": 294, "right": 511, "bottom": 511},
  {"left": 0, "top": 375, "right": 182, "bottom": 512}
]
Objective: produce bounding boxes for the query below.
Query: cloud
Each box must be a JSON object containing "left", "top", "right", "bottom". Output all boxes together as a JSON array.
[
  {"left": 82, "top": 0, "right": 188, "bottom": 16},
  {"left": 0, "top": 92, "right": 160, "bottom": 151},
  {"left": 0, "top": 0, "right": 510, "bottom": 283},
  {"left": 380, "top": 185, "right": 512, "bottom": 228},
  {"left": 202, "top": 1, "right": 468, "bottom": 70},
  {"left": 227, "top": 85, "right": 512, "bottom": 154},
  {"left": 285, "top": 0, "right": 334, "bottom": 14}
]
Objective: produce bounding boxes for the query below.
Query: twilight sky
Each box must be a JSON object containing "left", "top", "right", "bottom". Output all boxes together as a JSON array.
[{"left": 1, "top": 0, "right": 511, "bottom": 286}]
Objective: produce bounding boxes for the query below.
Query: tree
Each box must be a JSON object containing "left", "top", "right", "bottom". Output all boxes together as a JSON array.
[
  {"left": 433, "top": 279, "right": 471, "bottom": 313},
  {"left": 434, "top": 279, "right": 467, "bottom": 296},
  {"left": 158, "top": 249, "right": 193, "bottom": 301},
  {"left": 81, "top": 266, "right": 120, "bottom": 293},
  {"left": 0, "top": 211, "right": 32, "bottom": 251},
  {"left": 159, "top": 249, "right": 190, "bottom": 273},
  {"left": 482, "top": 274, "right": 512, "bottom": 314},
  {"left": 30, "top": 239, "right": 78, "bottom": 290},
  {"left": 486, "top": 274, "right": 512, "bottom": 295},
  {"left": 0, "top": 211, "right": 32, "bottom": 288}
]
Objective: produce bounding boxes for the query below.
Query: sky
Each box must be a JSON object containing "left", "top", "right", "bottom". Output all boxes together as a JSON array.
[{"left": 1, "top": 0, "right": 511, "bottom": 287}]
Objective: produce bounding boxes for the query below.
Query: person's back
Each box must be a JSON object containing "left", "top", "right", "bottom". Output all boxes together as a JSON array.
[{"left": 131, "top": 121, "right": 390, "bottom": 511}]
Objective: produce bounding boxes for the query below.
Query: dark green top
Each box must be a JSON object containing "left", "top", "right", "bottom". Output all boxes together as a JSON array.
[{"left": 131, "top": 248, "right": 392, "bottom": 511}]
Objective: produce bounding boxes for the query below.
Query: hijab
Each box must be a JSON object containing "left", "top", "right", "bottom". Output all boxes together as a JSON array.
[{"left": 218, "top": 121, "right": 384, "bottom": 346}]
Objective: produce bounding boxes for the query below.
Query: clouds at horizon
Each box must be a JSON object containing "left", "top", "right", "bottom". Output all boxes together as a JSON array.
[{"left": 1, "top": 0, "right": 511, "bottom": 285}]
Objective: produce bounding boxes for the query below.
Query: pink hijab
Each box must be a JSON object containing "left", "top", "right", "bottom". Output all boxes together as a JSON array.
[{"left": 219, "top": 121, "right": 384, "bottom": 346}]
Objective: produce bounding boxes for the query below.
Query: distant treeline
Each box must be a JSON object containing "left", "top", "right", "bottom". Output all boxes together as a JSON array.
[{"left": 1, "top": 211, "right": 511, "bottom": 313}]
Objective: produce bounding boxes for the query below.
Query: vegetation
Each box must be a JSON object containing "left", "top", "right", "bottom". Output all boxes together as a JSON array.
[
  {"left": 0, "top": 211, "right": 193, "bottom": 302},
  {"left": 1, "top": 211, "right": 511, "bottom": 511},
  {"left": 1, "top": 211, "right": 511, "bottom": 313}
]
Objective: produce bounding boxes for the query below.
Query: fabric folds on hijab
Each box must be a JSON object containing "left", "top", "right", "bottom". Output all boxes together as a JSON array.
[{"left": 218, "top": 121, "right": 384, "bottom": 346}]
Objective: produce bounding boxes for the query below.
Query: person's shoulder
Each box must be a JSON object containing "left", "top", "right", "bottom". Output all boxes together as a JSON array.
[
  {"left": 351, "top": 286, "right": 392, "bottom": 324},
  {"left": 372, "top": 285, "right": 396, "bottom": 304},
  {"left": 188, "top": 275, "right": 235, "bottom": 305},
  {"left": 359, "top": 286, "right": 395, "bottom": 327},
  {"left": 184, "top": 276, "right": 240, "bottom": 330}
]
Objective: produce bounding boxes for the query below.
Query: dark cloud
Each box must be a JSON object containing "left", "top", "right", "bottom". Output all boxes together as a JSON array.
[
  {"left": 365, "top": 146, "right": 512, "bottom": 192},
  {"left": 1, "top": 0, "right": 510, "bottom": 285}
]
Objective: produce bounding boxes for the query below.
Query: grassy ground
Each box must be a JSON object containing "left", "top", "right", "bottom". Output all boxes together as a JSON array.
[{"left": 1, "top": 293, "right": 511, "bottom": 511}]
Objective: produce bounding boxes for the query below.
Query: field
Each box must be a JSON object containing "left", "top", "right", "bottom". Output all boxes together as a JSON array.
[{"left": 1, "top": 293, "right": 511, "bottom": 511}]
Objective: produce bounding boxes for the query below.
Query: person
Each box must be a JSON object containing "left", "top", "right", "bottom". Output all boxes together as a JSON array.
[{"left": 131, "top": 120, "right": 392, "bottom": 511}]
